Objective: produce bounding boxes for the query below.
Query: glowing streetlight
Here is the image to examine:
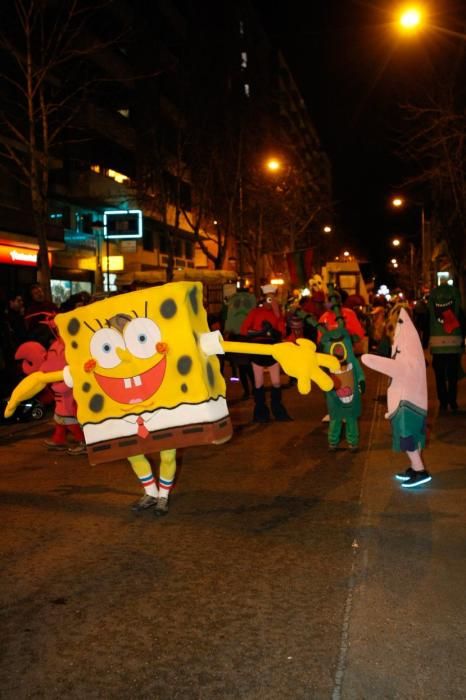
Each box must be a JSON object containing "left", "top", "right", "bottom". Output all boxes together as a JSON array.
[
  {"left": 392, "top": 238, "right": 401, "bottom": 247},
  {"left": 392, "top": 197, "right": 404, "bottom": 208},
  {"left": 399, "top": 7, "right": 423, "bottom": 32},
  {"left": 323, "top": 225, "right": 332, "bottom": 233},
  {"left": 265, "top": 158, "right": 281, "bottom": 173},
  {"left": 343, "top": 250, "right": 350, "bottom": 257},
  {"left": 391, "top": 258, "right": 397, "bottom": 264}
]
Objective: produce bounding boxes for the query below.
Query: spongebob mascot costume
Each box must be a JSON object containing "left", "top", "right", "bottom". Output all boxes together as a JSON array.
[{"left": 5, "top": 282, "right": 339, "bottom": 515}]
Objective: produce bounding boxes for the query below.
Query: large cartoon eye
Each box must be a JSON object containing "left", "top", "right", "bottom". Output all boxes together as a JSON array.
[
  {"left": 123, "top": 318, "right": 161, "bottom": 359},
  {"left": 90, "top": 328, "right": 125, "bottom": 368}
]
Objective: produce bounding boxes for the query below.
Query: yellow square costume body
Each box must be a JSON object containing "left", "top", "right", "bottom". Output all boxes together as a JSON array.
[
  {"left": 55, "top": 282, "right": 231, "bottom": 465},
  {"left": 5, "top": 281, "right": 339, "bottom": 513}
]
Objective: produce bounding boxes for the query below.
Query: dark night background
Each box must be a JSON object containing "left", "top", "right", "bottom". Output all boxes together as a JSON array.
[{"left": 255, "top": 0, "right": 466, "bottom": 283}]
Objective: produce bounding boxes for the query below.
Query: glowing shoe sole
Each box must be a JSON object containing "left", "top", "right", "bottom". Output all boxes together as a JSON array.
[
  {"left": 401, "top": 473, "right": 432, "bottom": 488},
  {"left": 395, "top": 467, "right": 416, "bottom": 481}
]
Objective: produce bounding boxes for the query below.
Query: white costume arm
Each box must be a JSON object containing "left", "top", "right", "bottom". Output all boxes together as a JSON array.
[{"left": 361, "top": 353, "right": 401, "bottom": 380}]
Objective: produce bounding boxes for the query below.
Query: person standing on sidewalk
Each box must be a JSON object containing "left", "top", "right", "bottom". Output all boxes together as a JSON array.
[
  {"left": 428, "top": 281, "right": 464, "bottom": 413},
  {"left": 362, "top": 307, "right": 431, "bottom": 488}
]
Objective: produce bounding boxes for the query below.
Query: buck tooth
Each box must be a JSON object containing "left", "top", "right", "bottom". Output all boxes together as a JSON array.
[
  {"left": 134, "top": 375, "right": 142, "bottom": 386},
  {"left": 124, "top": 378, "right": 131, "bottom": 389}
]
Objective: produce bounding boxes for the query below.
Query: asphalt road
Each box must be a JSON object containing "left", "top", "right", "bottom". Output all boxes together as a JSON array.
[{"left": 1, "top": 365, "right": 465, "bottom": 699}]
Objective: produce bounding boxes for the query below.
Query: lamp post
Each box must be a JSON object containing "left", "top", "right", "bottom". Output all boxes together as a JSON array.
[
  {"left": 238, "top": 176, "right": 244, "bottom": 287},
  {"left": 390, "top": 197, "right": 430, "bottom": 291},
  {"left": 92, "top": 220, "right": 105, "bottom": 293},
  {"left": 391, "top": 236, "right": 416, "bottom": 297}
]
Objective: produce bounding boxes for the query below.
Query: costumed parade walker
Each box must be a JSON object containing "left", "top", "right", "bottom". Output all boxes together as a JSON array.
[
  {"left": 5, "top": 282, "right": 340, "bottom": 515},
  {"left": 428, "top": 281, "right": 464, "bottom": 412},
  {"left": 361, "top": 307, "right": 431, "bottom": 488},
  {"left": 313, "top": 283, "right": 365, "bottom": 452},
  {"left": 239, "top": 284, "right": 291, "bottom": 423}
]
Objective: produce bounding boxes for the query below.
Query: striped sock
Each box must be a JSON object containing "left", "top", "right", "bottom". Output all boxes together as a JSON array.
[
  {"left": 158, "top": 476, "right": 174, "bottom": 499},
  {"left": 139, "top": 472, "right": 158, "bottom": 498},
  {"left": 128, "top": 455, "right": 159, "bottom": 498}
]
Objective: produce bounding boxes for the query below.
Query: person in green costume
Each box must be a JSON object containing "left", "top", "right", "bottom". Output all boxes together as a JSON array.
[
  {"left": 428, "top": 281, "right": 464, "bottom": 412},
  {"left": 317, "top": 284, "right": 365, "bottom": 451}
]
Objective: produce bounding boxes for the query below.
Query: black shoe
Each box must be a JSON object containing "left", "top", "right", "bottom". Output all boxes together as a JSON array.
[
  {"left": 395, "top": 467, "right": 417, "bottom": 481},
  {"left": 131, "top": 494, "right": 158, "bottom": 511},
  {"left": 43, "top": 440, "right": 67, "bottom": 451},
  {"left": 270, "top": 386, "right": 292, "bottom": 421},
  {"left": 154, "top": 497, "right": 169, "bottom": 516},
  {"left": 400, "top": 470, "right": 432, "bottom": 488},
  {"left": 438, "top": 404, "right": 448, "bottom": 414}
]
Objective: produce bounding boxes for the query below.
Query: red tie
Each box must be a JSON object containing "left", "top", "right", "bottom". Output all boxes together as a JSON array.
[{"left": 137, "top": 416, "right": 149, "bottom": 439}]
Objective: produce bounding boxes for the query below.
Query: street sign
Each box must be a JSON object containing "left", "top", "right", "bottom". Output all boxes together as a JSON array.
[{"left": 104, "top": 210, "right": 143, "bottom": 239}]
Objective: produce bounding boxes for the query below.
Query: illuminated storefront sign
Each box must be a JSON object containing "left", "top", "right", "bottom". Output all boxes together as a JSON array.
[
  {"left": 103, "top": 209, "right": 143, "bottom": 239},
  {"left": 0, "top": 244, "right": 52, "bottom": 267},
  {"left": 102, "top": 255, "right": 124, "bottom": 271}
]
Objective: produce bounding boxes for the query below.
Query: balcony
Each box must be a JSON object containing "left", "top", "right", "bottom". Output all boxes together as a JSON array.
[{"left": 49, "top": 168, "right": 133, "bottom": 207}]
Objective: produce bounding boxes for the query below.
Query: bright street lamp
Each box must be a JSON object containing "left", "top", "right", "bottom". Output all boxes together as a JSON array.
[
  {"left": 392, "top": 238, "right": 401, "bottom": 247},
  {"left": 265, "top": 158, "right": 281, "bottom": 173},
  {"left": 323, "top": 225, "right": 332, "bottom": 233},
  {"left": 398, "top": 7, "right": 423, "bottom": 32},
  {"left": 395, "top": 6, "right": 466, "bottom": 41},
  {"left": 392, "top": 198, "right": 403, "bottom": 208}
]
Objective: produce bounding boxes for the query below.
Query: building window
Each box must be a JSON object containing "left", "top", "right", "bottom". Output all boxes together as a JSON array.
[
  {"left": 174, "top": 238, "right": 184, "bottom": 257},
  {"left": 76, "top": 213, "right": 93, "bottom": 234},
  {"left": 185, "top": 240, "right": 194, "bottom": 260},
  {"left": 90, "top": 164, "right": 129, "bottom": 184},
  {"left": 143, "top": 228, "right": 153, "bottom": 251},
  {"left": 244, "top": 83, "right": 250, "bottom": 98},
  {"left": 159, "top": 232, "right": 169, "bottom": 254},
  {"left": 163, "top": 172, "right": 192, "bottom": 210},
  {"left": 180, "top": 181, "right": 192, "bottom": 211},
  {"left": 241, "top": 52, "right": 248, "bottom": 69}
]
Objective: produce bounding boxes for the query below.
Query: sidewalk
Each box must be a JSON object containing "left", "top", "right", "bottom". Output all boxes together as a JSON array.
[{"left": 339, "top": 361, "right": 466, "bottom": 699}]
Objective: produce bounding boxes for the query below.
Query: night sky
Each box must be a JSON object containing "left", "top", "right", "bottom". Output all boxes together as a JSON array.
[{"left": 255, "top": 0, "right": 466, "bottom": 282}]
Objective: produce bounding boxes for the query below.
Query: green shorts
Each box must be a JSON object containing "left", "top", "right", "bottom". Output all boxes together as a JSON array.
[{"left": 389, "top": 401, "right": 427, "bottom": 452}]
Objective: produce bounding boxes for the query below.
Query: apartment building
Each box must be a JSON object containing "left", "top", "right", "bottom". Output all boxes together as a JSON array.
[{"left": 0, "top": 0, "right": 332, "bottom": 309}]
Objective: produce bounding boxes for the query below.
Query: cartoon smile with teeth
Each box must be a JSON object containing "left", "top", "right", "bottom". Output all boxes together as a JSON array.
[
  {"left": 86, "top": 313, "right": 168, "bottom": 408},
  {"left": 4, "top": 281, "right": 340, "bottom": 514}
]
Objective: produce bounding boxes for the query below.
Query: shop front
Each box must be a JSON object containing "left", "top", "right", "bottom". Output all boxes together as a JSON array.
[{"left": 0, "top": 242, "right": 53, "bottom": 302}]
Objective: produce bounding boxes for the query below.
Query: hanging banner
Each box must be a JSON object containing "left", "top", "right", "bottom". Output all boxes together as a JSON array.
[{"left": 286, "top": 248, "right": 313, "bottom": 287}]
